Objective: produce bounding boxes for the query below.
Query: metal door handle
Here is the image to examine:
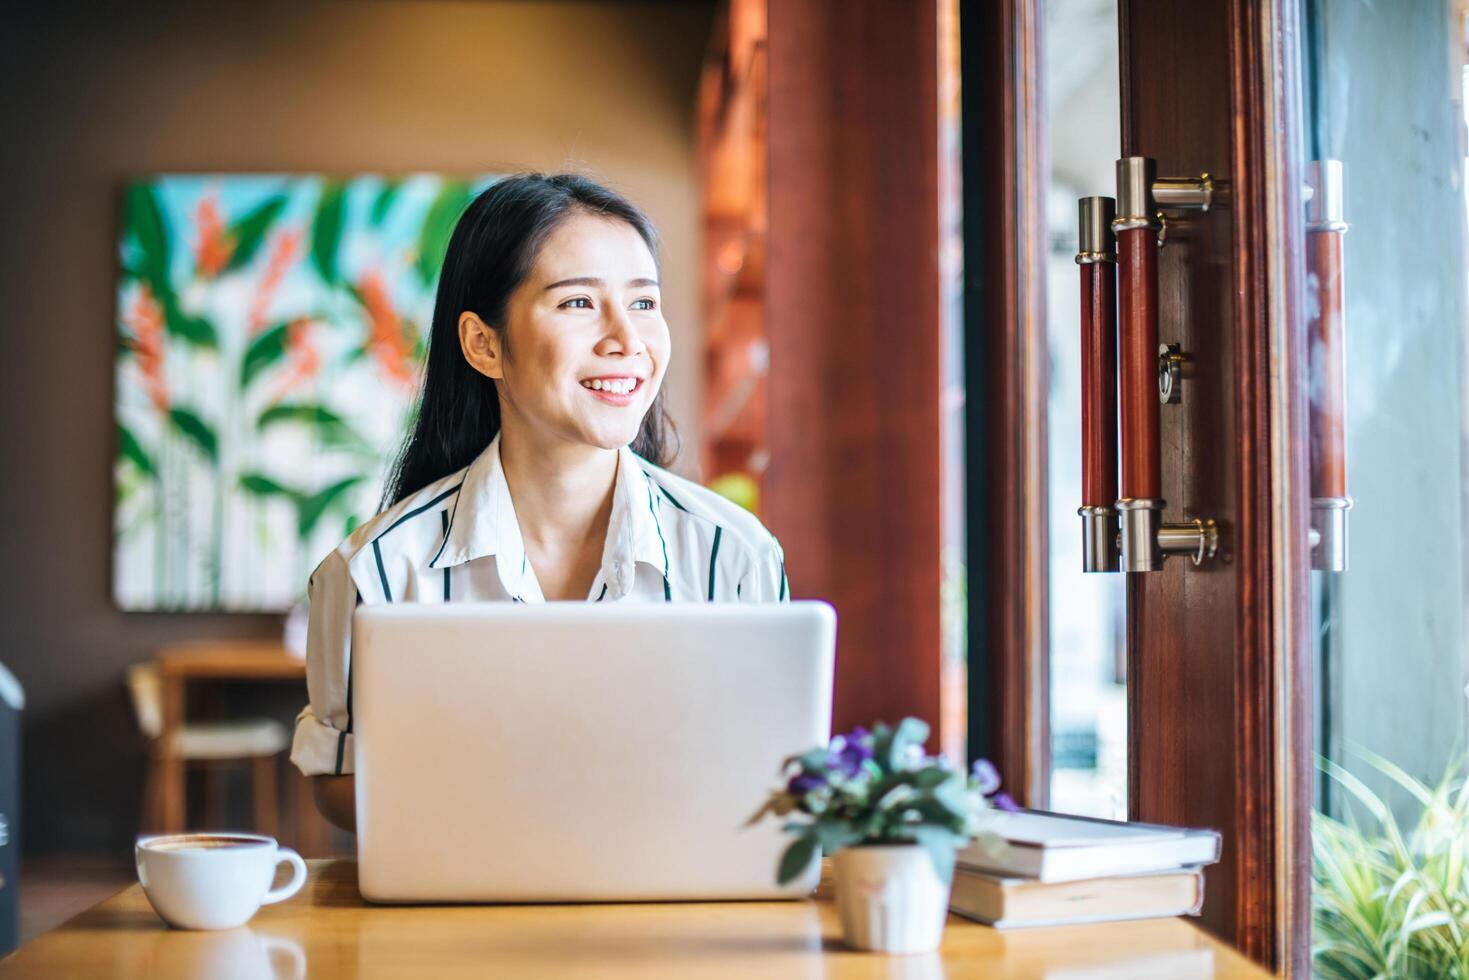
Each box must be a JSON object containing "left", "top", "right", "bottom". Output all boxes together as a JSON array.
[
  {"left": 1076, "top": 156, "right": 1222, "bottom": 573},
  {"left": 1305, "top": 160, "right": 1352, "bottom": 572}
]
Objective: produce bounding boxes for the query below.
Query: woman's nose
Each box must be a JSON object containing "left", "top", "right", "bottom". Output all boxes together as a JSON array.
[{"left": 597, "top": 308, "right": 647, "bottom": 356}]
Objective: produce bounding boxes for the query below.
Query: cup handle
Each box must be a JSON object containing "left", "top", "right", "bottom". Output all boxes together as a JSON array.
[{"left": 262, "top": 847, "right": 308, "bottom": 905}]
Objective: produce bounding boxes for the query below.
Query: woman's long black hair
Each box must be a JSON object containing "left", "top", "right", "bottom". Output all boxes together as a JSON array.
[{"left": 381, "top": 173, "right": 679, "bottom": 507}]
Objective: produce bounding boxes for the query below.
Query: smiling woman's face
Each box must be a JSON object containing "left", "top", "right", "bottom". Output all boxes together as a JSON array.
[{"left": 462, "top": 210, "right": 670, "bottom": 451}]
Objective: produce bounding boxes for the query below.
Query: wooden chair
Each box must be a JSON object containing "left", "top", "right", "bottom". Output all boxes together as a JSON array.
[{"left": 126, "top": 663, "right": 289, "bottom": 835}]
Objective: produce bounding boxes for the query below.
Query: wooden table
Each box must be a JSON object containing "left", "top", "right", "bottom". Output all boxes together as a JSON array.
[
  {"left": 154, "top": 640, "right": 306, "bottom": 835},
  {"left": 0, "top": 860, "right": 1274, "bottom": 978}
]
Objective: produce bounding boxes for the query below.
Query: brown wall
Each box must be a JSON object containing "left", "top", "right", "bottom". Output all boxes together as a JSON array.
[{"left": 0, "top": 0, "right": 714, "bottom": 853}]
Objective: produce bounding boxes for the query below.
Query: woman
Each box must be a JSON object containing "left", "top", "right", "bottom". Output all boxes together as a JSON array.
[{"left": 291, "top": 174, "right": 788, "bottom": 830}]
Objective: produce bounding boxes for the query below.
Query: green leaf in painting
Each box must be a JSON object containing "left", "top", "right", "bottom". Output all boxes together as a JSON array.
[
  {"left": 311, "top": 182, "right": 346, "bottom": 285},
  {"left": 239, "top": 472, "right": 296, "bottom": 498},
  {"left": 168, "top": 407, "right": 218, "bottom": 463},
  {"left": 240, "top": 322, "right": 290, "bottom": 388},
  {"left": 415, "top": 182, "right": 472, "bottom": 285},
  {"left": 117, "top": 424, "right": 155, "bottom": 477},
  {"left": 297, "top": 475, "right": 363, "bottom": 537},
  {"left": 125, "top": 183, "right": 171, "bottom": 298},
  {"left": 257, "top": 403, "right": 347, "bottom": 431},
  {"left": 369, "top": 180, "right": 402, "bottom": 226},
  {"left": 223, "top": 194, "right": 289, "bottom": 273},
  {"left": 776, "top": 832, "right": 819, "bottom": 886},
  {"left": 162, "top": 296, "right": 219, "bottom": 349},
  {"left": 256, "top": 402, "right": 372, "bottom": 455}
]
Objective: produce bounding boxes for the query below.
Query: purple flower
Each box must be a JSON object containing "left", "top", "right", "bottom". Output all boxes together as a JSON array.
[
  {"left": 990, "top": 792, "right": 1020, "bottom": 813},
  {"left": 786, "top": 772, "right": 826, "bottom": 796},
  {"left": 831, "top": 727, "right": 874, "bottom": 778},
  {"left": 971, "top": 758, "right": 1001, "bottom": 795}
]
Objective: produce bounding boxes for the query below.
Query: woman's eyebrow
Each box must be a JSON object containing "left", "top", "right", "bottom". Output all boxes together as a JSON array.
[{"left": 543, "top": 276, "right": 660, "bottom": 290}]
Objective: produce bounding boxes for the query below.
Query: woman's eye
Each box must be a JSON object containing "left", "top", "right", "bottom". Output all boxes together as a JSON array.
[
  {"left": 561, "top": 297, "right": 593, "bottom": 310},
  {"left": 632, "top": 298, "right": 657, "bottom": 311}
]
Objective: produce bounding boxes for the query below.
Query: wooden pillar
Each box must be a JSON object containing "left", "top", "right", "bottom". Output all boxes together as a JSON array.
[{"left": 764, "top": 0, "right": 945, "bottom": 742}]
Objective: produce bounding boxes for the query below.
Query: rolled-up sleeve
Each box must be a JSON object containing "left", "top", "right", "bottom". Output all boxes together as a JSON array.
[
  {"left": 737, "top": 537, "right": 789, "bottom": 603},
  {"left": 290, "top": 550, "right": 358, "bottom": 776}
]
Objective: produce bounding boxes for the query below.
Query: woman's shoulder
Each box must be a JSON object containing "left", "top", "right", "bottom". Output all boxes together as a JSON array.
[
  {"left": 633, "top": 455, "right": 783, "bottom": 560},
  {"left": 315, "top": 467, "right": 470, "bottom": 576}
]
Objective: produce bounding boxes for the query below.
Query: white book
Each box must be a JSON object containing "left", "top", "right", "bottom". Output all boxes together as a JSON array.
[
  {"left": 958, "top": 810, "right": 1222, "bottom": 883},
  {"left": 949, "top": 867, "right": 1206, "bottom": 929}
]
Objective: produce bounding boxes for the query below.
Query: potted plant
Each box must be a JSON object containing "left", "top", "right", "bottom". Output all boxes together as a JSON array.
[
  {"left": 1312, "top": 749, "right": 1469, "bottom": 979},
  {"left": 749, "top": 717, "right": 1016, "bottom": 953}
]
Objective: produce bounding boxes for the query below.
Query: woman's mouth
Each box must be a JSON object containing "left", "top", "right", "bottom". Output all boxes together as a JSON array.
[{"left": 579, "top": 376, "right": 644, "bottom": 406}]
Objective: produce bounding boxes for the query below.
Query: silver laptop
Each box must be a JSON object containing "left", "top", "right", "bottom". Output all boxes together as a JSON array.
[{"left": 351, "top": 601, "right": 836, "bottom": 903}]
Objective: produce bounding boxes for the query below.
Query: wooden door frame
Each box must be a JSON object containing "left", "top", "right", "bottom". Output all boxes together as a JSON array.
[
  {"left": 1118, "top": 0, "right": 1310, "bottom": 969},
  {"left": 967, "top": 0, "right": 1312, "bottom": 971},
  {"left": 961, "top": 0, "right": 1051, "bottom": 811}
]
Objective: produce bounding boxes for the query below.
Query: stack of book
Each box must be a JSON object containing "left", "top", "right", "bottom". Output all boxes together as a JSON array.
[{"left": 950, "top": 810, "right": 1221, "bottom": 930}]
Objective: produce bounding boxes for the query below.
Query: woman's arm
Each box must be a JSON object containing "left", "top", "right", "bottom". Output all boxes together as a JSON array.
[{"left": 312, "top": 775, "right": 357, "bottom": 832}]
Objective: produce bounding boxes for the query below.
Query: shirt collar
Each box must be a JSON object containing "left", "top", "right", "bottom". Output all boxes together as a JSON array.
[{"left": 429, "top": 433, "right": 670, "bottom": 601}]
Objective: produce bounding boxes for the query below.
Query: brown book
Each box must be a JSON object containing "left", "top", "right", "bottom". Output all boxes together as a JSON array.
[{"left": 948, "top": 867, "right": 1206, "bottom": 929}]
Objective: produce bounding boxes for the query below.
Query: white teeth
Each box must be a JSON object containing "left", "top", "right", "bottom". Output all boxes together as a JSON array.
[{"left": 584, "top": 378, "right": 637, "bottom": 394}]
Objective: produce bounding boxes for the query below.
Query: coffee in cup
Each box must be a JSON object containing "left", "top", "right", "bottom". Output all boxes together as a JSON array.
[{"left": 135, "top": 833, "right": 307, "bottom": 930}]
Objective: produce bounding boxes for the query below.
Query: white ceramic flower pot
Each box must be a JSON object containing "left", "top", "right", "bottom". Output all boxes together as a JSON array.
[{"left": 831, "top": 844, "right": 951, "bottom": 953}]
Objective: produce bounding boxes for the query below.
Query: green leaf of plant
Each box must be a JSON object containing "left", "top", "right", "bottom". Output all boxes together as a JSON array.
[
  {"left": 912, "top": 825, "right": 962, "bottom": 885},
  {"left": 239, "top": 472, "right": 296, "bottom": 498},
  {"left": 776, "top": 832, "right": 819, "bottom": 886},
  {"left": 125, "top": 183, "right": 171, "bottom": 298},
  {"left": 910, "top": 767, "right": 951, "bottom": 790},
  {"left": 168, "top": 407, "right": 217, "bottom": 462},
  {"left": 224, "top": 194, "right": 289, "bottom": 272},
  {"left": 117, "top": 424, "right": 155, "bottom": 477},
  {"left": 745, "top": 796, "right": 780, "bottom": 828},
  {"left": 369, "top": 180, "right": 402, "bottom": 225},
  {"left": 240, "top": 322, "right": 290, "bottom": 388},
  {"left": 415, "top": 181, "right": 472, "bottom": 285},
  {"left": 311, "top": 182, "right": 346, "bottom": 284},
  {"left": 931, "top": 774, "right": 972, "bottom": 816},
  {"left": 890, "top": 717, "right": 930, "bottom": 766},
  {"left": 810, "top": 820, "right": 862, "bottom": 854},
  {"left": 297, "top": 475, "right": 364, "bottom": 537}
]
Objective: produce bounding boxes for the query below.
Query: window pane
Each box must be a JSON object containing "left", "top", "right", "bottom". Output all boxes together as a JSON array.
[
  {"left": 1044, "top": 0, "right": 1126, "bottom": 819},
  {"left": 1302, "top": 0, "right": 1469, "bottom": 971}
]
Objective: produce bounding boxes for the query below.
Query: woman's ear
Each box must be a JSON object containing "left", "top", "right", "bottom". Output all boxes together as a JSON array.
[{"left": 459, "top": 312, "right": 503, "bottom": 380}]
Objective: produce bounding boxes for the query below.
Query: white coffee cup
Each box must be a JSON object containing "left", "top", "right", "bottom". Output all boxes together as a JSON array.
[{"left": 135, "top": 832, "right": 308, "bottom": 930}]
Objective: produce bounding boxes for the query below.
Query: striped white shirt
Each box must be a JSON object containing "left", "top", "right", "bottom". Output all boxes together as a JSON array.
[{"left": 290, "top": 433, "right": 789, "bottom": 776}]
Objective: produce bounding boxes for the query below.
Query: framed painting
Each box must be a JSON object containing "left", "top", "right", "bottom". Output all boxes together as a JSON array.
[{"left": 114, "top": 173, "right": 495, "bottom": 611}]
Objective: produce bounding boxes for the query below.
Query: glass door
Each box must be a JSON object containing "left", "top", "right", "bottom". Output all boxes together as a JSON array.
[{"left": 1300, "top": 2, "right": 1469, "bottom": 974}]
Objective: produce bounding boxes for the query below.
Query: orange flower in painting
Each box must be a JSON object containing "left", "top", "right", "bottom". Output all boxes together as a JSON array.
[
  {"left": 268, "top": 317, "right": 322, "bottom": 405},
  {"left": 248, "top": 228, "right": 302, "bottom": 336},
  {"left": 357, "top": 270, "right": 417, "bottom": 389},
  {"left": 194, "top": 193, "right": 235, "bottom": 278},
  {"left": 125, "top": 283, "right": 169, "bottom": 412}
]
